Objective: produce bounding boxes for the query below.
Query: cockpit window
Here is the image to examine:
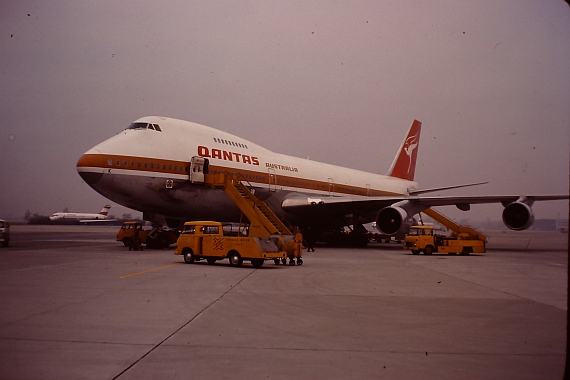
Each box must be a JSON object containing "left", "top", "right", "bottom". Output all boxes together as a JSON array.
[
  {"left": 126, "top": 122, "right": 163, "bottom": 132},
  {"left": 127, "top": 122, "right": 148, "bottom": 130}
]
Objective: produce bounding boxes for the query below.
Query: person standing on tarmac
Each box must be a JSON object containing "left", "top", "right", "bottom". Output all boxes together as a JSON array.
[{"left": 305, "top": 226, "right": 316, "bottom": 252}]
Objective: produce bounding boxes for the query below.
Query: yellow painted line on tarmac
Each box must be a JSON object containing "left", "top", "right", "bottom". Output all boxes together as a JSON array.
[{"left": 120, "top": 263, "right": 183, "bottom": 279}]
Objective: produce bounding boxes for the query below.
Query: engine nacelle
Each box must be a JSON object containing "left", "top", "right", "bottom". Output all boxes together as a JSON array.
[
  {"left": 502, "top": 202, "right": 534, "bottom": 230},
  {"left": 376, "top": 206, "right": 408, "bottom": 235}
]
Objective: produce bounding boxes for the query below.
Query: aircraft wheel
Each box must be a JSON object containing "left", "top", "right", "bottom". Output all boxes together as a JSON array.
[
  {"left": 183, "top": 249, "right": 195, "bottom": 264},
  {"left": 424, "top": 245, "right": 434, "bottom": 255},
  {"left": 228, "top": 251, "right": 243, "bottom": 267}
]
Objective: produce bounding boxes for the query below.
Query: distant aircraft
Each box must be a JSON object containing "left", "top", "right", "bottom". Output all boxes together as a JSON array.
[
  {"left": 49, "top": 205, "right": 116, "bottom": 224},
  {"left": 76, "top": 116, "right": 568, "bottom": 241}
]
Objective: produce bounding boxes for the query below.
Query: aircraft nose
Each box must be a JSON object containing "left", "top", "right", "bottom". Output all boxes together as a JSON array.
[{"left": 76, "top": 150, "right": 104, "bottom": 186}]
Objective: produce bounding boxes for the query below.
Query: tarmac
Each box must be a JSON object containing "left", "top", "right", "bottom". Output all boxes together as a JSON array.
[{"left": 0, "top": 225, "right": 567, "bottom": 379}]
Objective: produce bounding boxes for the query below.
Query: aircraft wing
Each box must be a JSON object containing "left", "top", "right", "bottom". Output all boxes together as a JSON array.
[
  {"left": 78, "top": 219, "right": 117, "bottom": 223},
  {"left": 281, "top": 193, "right": 568, "bottom": 233},
  {"left": 282, "top": 194, "right": 568, "bottom": 214}
]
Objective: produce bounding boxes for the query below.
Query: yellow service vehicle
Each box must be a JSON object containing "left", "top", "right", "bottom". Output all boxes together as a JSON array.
[
  {"left": 0, "top": 219, "right": 9, "bottom": 247},
  {"left": 175, "top": 221, "right": 291, "bottom": 268},
  {"left": 117, "top": 221, "right": 179, "bottom": 250},
  {"left": 404, "top": 225, "right": 486, "bottom": 255}
]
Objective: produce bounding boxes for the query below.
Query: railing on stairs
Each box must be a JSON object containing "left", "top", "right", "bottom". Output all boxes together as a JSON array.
[{"left": 204, "top": 172, "right": 292, "bottom": 237}]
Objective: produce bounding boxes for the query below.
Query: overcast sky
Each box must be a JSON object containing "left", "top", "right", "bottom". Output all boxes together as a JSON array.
[{"left": 1, "top": 0, "right": 568, "bottom": 224}]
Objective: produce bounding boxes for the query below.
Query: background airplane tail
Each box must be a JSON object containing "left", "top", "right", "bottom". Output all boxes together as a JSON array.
[
  {"left": 99, "top": 205, "right": 111, "bottom": 216},
  {"left": 387, "top": 120, "right": 422, "bottom": 181}
]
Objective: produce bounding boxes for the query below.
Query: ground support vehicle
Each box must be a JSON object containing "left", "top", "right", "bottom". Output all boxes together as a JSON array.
[
  {"left": 404, "top": 225, "right": 486, "bottom": 255},
  {"left": 117, "top": 221, "right": 179, "bottom": 250},
  {"left": 0, "top": 219, "right": 9, "bottom": 247},
  {"left": 175, "top": 221, "right": 300, "bottom": 268},
  {"left": 200, "top": 171, "right": 303, "bottom": 265}
]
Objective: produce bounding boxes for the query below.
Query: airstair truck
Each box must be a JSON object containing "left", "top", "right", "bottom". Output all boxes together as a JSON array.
[
  {"left": 404, "top": 208, "right": 487, "bottom": 255},
  {"left": 404, "top": 225, "right": 486, "bottom": 255},
  {"left": 175, "top": 221, "right": 288, "bottom": 268}
]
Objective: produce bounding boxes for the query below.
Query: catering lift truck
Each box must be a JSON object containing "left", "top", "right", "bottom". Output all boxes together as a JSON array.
[
  {"left": 175, "top": 157, "right": 303, "bottom": 267},
  {"left": 404, "top": 208, "right": 487, "bottom": 255}
]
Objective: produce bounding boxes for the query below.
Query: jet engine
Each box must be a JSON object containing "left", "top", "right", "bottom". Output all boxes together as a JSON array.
[
  {"left": 376, "top": 206, "right": 408, "bottom": 235},
  {"left": 502, "top": 201, "right": 534, "bottom": 230}
]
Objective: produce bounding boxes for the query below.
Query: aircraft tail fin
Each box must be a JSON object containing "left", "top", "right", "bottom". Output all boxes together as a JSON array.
[
  {"left": 99, "top": 205, "right": 111, "bottom": 216},
  {"left": 387, "top": 120, "right": 422, "bottom": 181}
]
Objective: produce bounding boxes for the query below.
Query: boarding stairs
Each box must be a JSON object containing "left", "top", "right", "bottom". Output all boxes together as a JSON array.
[
  {"left": 422, "top": 208, "right": 487, "bottom": 242},
  {"left": 204, "top": 173, "right": 292, "bottom": 237}
]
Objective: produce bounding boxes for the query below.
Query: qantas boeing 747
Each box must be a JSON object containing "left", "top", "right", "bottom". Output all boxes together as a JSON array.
[{"left": 76, "top": 116, "right": 568, "bottom": 240}]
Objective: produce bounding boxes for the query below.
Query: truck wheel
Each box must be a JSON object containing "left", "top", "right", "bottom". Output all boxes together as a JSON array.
[
  {"left": 251, "top": 258, "right": 264, "bottom": 268},
  {"left": 207, "top": 258, "right": 216, "bottom": 265},
  {"left": 411, "top": 250, "right": 420, "bottom": 255},
  {"left": 297, "top": 258, "right": 303, "bottom": 265},
  {"left": 460, "top": 247, "right": 472, "bottom": 256},
  {"left": 424, "top": 245, "right": 434, "bottom": 255},
  {"left": 183, "top": 249, "right": 195, "bottom": 264},
  {"left": 228, "top": 251, "right": 243, "bottom": 267},
  {"left": 123, "top": 238, "right": 132, "bottom": 247},
  {"left": 273, "top": 259, "right": 280, "bottom": 265}
]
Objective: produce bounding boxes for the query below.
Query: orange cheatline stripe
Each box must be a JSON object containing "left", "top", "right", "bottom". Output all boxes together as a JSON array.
[{"left": 78, "top": 153, "right": 401, "bottom": 197}]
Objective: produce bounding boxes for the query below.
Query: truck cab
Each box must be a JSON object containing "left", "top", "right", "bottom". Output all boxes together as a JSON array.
[{"left": 0, "top": 219, "right": 9, "bottom": 247}]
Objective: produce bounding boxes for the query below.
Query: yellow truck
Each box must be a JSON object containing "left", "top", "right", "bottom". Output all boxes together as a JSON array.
[
  {"left": 175, "top": 221, "right": 292, "bottom": 268},
  {"left": 117, "top": 221, "right": 179, "bottom": 250},
  {"left": 0, "top": 219, "right": 9, "bottom": 247},
  {"left": 404, "top": 225, "right": 486, "bottom": 255}
]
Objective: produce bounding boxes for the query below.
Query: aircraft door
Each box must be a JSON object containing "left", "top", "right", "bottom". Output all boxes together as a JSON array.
[
  {"left": 268, "top": 168, "right": 277, "bottom": 192},
  {"left": 189, "top": 156, "right": 209, "bottom": 183}
]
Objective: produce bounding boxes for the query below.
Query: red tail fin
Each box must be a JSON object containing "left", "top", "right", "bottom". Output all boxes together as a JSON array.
[
  {"left": 387, "top": 120, "right": 422, "bottom": 181},
  {"left": 99, "top": 205, "right": 111, "bottom": 216}
]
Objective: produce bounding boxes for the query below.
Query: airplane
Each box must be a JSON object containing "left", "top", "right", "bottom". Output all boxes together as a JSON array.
[
  {"left": 76, "top": 116, "right": 568, "bottom": 242},
  {"left": 49, "top": 205, "right": 116, "bottom": 224}
]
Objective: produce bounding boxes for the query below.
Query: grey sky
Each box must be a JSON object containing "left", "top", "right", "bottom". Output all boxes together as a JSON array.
[{"left": 1, "top": 1, "right": 568, "bottom": 223}]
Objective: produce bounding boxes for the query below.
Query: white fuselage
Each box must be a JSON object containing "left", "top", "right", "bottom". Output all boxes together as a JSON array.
[
  {"left": 77, "top": 116, "right": 418, "bottom": 225},
  {"left": 49, "top": 212, "right": 108, "bottom": 222}
]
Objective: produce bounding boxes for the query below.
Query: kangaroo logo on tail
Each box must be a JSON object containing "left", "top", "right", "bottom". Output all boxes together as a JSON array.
[{"left": 387, "top": 120, "right": 422, "bottom": 181}]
